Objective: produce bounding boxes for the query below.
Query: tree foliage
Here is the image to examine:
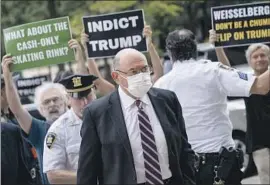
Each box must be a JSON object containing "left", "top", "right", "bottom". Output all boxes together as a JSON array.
[{"left": 1, "top": 0, "right": 257, "bottom": 60}]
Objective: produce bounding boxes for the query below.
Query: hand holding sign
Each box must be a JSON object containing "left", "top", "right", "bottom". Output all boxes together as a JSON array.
[
  {"left": 143, "top": 25, "right": 153, "bottom": 47},
  {"left": 209, "top": 29, "right": 219, "bottom": 45},
  {"left": 1, "top": 55, "right": 14, "bottom": 79},
  {"left": 68, "top": 39, "right": 84, "bottom": 64}
]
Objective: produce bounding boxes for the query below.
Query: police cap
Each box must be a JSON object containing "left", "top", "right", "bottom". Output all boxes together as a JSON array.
[{"left": 58, "top": 74, "right": 98, "bottom": 99}]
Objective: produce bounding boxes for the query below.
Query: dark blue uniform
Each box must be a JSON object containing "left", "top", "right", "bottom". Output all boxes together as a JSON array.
[{"left": 1, "top": 123, "right": 42, "bottom": 185}]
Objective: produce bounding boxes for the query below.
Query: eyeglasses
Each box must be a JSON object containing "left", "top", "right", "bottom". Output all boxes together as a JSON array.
[
  {"left": 115, "top": 66, "right": 152, "bottom": 76},
  {"left": 42, "top": 97, "right": 62, "bottom": 106}
]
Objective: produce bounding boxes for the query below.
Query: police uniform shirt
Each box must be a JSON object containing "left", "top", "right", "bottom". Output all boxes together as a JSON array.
[
  {"left": 43, "top": 108, "right": 82, "bottom": 172},
  {"left": 154, "top": 59, "right": 256, "bottom": 153}
]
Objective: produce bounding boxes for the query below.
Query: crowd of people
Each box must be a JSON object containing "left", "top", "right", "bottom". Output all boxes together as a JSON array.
[{"left": 1, "top": 22, "right": 269, "bottom": 185}]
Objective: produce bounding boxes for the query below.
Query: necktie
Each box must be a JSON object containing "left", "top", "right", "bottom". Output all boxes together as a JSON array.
[{"left": 135, "top": 100, "right": 164, "bottom": 185}]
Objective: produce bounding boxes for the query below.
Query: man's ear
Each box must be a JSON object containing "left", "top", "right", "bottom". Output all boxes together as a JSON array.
[{"left": 111, "top": 71, "right": 119, "bottom": 83}]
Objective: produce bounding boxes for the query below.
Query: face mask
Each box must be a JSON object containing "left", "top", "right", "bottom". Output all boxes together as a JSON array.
[{"left": 121, "top": 72, "right": 152, "bottom": 98}]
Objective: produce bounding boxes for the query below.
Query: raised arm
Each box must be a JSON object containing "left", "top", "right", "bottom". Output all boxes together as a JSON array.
[
  {"left": 80, "top": 31, "right": 115, "bottom": 96},
  {"left": 209, "top": 29, "right": 231, "bottom": 66},
  {"left": 69, "top": 39, "right": 88, "bottom": 75},
  {"left": 1, "top": 55, "right": 32, "bottom": 133},
  {"left": 143, "top": 25, "right": 163, "bottom": 83}
]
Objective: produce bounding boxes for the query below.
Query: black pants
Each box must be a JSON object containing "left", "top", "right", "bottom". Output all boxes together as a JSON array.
[{"left": 195, "top": 153, "right": 243, "bottom": 185}]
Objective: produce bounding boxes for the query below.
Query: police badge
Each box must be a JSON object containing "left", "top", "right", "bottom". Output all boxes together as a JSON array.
[{"left": 46, "top": 132, "right": 56, "bottom": 149}]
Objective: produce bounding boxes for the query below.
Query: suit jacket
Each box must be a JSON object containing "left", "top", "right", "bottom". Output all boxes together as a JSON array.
[
  {"left": 1, "top": 123, "right": 41, "bottom": 185},
  {"left": 77, "top": 88, "right": 196, "bottom": 185}
]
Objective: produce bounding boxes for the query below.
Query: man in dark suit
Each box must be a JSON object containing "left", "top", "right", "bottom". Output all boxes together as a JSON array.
[
  {"left": 1, "top": 122, "right": 42, "bottom": 185},
  {"left": 77, "top": 48, "right": 196, "bottom": 185}
]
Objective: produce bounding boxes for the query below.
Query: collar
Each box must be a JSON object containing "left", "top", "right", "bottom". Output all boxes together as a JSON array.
[
  {"left": 173, "top": 58, "right": 197, "bottom": 68},
  {"left": 68, "top": 108, "right": 82, "bottom": 125},
  {"left": 118, "top": 86, "right": 150, "bottom": 110}
]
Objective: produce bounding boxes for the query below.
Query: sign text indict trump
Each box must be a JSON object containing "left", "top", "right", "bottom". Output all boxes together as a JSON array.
[
  {"left": 83, "top": 9, "right": 147, "bottom": 58},
  {"left": 3, "top": 17, "right": 75, "bottom": 72},
  {"left": 16, "top": 75, "right": 49, "bottom": 97},
  {"left": 211, "top": 2, "right": 270, "bottom": 48}
]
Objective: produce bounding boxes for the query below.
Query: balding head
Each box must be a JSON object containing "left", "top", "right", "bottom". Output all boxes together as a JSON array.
[
  {"left": 111, "top": 48, "right": 151, "bottom": 98},
  {"left": 113, "top": 48, "right": 147, "bottom": 71}
]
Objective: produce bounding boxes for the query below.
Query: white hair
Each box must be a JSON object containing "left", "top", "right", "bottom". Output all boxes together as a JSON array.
[
  {"left": 245, "top": 43, "right": 270, "bottom": 63},
  {"left": 34, "top": 82, "right": 68, "bottom": 112},
  {"left": 112, "top": 48, "right": 147, "bottom": 71}
]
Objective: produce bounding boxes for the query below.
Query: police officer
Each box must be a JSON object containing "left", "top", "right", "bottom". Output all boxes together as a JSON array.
[
  {"left": 43, "top": 74, "right": 98, "bottom": 184},
  {"left": 1, "top": 122, "right": 42, "bottom": 185},
  {"left": 154, "top": 29, "right": 270, "bottom": 185}
]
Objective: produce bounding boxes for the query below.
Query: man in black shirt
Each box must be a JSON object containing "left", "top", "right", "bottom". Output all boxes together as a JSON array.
[{"left": 243, "top": 43, "right": 270, "bottom": 185}]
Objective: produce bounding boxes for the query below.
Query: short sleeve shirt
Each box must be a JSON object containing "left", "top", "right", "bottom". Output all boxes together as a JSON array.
[
  {"left": 43, "top": 109, "right": 82, "bottom": 173},
  {"left": 154, "top": 59, "right": 256, "bottom": 153}
]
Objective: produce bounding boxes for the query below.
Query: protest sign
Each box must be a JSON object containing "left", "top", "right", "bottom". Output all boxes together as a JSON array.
[
  {"left": 82, "top": 9, "right": 147, "bottom": 58},
  {"left": 3, "top": 17, "right": 75, "bottom": 72},
  {"left": 211, "top": 2, "right": 270, "bottom": 48},
  {"left": 16, "top": 75, "right": 49, "bottom": 97}
]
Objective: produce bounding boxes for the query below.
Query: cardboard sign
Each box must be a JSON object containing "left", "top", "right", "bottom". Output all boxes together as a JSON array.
[
  {"left": 16, "top": 75, "right": 48, "bottom": 97},
  {"left": 82, "top": 9, "right": 147, "bottom": 58},
  {"left": 3, "top": 17, "right": 75, "bottom": 72},
  {"left": 211, "top": 2, "right": 270, "bottom": 48}
]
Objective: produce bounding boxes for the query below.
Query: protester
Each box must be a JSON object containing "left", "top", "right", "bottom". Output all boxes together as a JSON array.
[
  {"left": 2, "top": 56, "right": 67, "bottom": 184},
  {"left": 154, "top": 29, "right": 270, "bottom": 185},
  {"left": 77, "top": 48, "right": 196, "bottom": 185},
  {"left": 210, "top": 29, "right": 270, "bottom": 184},
  {"left": 1, "top": 38, "right": 89, "bottom": 184},
  {"left": 1, "top": 122, "right": 42, "bottom": 185},
  {"left": 244, "top": 44, "right": 270, "bottom": 185},
  {"left": 42, "top": 74, "right": 98, "bottom": 184}
]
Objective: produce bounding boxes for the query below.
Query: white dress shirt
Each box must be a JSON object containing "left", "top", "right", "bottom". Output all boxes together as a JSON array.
[
  {"left": 154, "top": 59, "right": 256, "bottom": 153},
  {"left": 118, "top": 87, "right": 172, "bottom": 183},
  {"left": 43, "top": 108, "right": 82, "bottom": 173}
]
